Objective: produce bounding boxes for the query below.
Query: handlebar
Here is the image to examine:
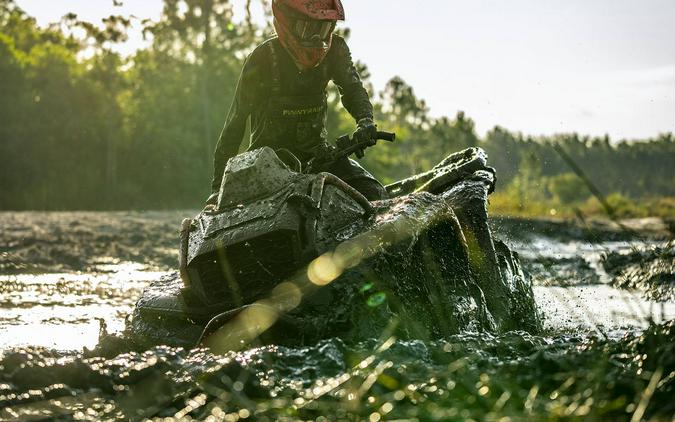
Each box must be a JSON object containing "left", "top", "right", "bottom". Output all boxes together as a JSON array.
[
  {"left": 305, "top": 130, "right": 396, "bottom": 173},
  {"left": 375, "top": 131, "right": 396, "bottom": 143}
]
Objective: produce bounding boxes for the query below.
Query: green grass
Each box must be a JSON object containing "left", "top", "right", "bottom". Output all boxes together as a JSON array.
[{"left": 489, "top": 192, "right": 675, "bottom": 220}]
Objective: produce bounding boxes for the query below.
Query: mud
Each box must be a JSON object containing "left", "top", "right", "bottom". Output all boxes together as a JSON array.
[
  {"left": 0, "top": 211, "right": 193, "bottom": 274},
  {"left": 0, "top": 211, "right": 674, "bottom": 420},
  {"left": 1, "top": 322, "right": 673, "bottom": 421},
  {"left": 522, "top": 255, "right": 600, "bottom": 286},
  {"left": 602, "top": 243, "right": 674, "bottom": 301},
  {"left": 493, "top": 217, "right": 673, "bottom": 296}
]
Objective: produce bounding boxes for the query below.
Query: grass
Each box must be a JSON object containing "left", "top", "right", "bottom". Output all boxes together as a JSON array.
[{"left": 489, "top": 192, "right": 675, "bottom": 220}]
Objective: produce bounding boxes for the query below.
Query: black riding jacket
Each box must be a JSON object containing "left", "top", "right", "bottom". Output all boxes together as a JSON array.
[{"left": 211, "top": 35, "right": 373, "bottom": 193}]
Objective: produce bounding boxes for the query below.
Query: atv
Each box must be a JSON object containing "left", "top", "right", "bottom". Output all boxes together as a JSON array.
[{"left": 130, "top": 131, "right": 541, "bottom": 351}]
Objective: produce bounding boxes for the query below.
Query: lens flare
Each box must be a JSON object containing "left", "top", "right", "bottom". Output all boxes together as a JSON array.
[{"left": 307, "top": 253, "right": 342, "bottom": 286}]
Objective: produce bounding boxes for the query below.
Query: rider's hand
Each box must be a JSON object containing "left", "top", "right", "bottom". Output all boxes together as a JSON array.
[{"left": 352, "top": 118, "right": 377, "bottom": 158}]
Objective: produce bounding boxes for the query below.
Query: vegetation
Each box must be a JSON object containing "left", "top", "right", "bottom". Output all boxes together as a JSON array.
[
  {"left": 1, "top": 0, "right": 673, "bottom": 216},
  {"left": 2, "top": 321, "right": 674, "bottom": 420}
]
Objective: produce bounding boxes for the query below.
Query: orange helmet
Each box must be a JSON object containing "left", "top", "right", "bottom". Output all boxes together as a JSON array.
[{"left": 272, "top": 0, "right": 345, "bottom": 70}]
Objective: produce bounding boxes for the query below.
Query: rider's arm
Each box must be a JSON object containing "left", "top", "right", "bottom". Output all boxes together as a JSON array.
[
  {"left": 329, "top": 35, "right": 374, "bottom": 123},
  {"left": 211, "top": 56, "right": 258, "bottom": 194}
]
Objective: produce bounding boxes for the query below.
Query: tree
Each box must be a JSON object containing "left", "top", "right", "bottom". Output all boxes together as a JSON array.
[
  {"left": 1, "top": 0, "right": 674, "bottom": 211},
  {"left": 548, "top": 173, "right": 589, "bottom": 204}
]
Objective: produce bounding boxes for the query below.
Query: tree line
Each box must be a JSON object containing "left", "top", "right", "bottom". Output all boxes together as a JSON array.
[{"left": 1, "top": 0, "right": 672, "bottom": 211}]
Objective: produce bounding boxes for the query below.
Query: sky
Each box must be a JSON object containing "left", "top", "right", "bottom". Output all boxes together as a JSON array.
[{"left": 14, "top": 0, "right": 675, "bottom": 140}]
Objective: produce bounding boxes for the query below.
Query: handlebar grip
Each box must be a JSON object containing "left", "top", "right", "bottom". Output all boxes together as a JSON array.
[{"left": 375, "top": 131, "right": 396, "bottom": 142}]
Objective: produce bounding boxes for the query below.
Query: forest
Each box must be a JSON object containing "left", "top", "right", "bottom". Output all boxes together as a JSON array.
[{"left": 1, "top": 0, "right": 673, "bottom": 216}]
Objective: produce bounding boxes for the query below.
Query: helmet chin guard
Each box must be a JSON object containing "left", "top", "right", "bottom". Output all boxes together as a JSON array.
[{"left": 272, "top": 0, "right": 345, "bottom": 70}]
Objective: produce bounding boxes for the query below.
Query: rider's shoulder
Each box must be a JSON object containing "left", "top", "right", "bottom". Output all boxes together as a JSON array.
[
  {"left": 327, "top": 34, "right": 350, "bottom": 62},
  {"left": 331, "top": 34, "right": 347, "bottom": 45},
  {"left": 249, "top": 37, "right": 280, "bottom": 61},
  {"left": 330, "top": 34, "right": 348, "bottom": 52}
]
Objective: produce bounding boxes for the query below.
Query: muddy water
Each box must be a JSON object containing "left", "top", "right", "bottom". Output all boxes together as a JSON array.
[
  {"left": 1, "top": 268, "right": 672, "bottom": 352},
  {"left": 516, "top": 236, "right": 674, "bottom": 335},
  {"left": 0, "top": 263, "right": 170, "bottom": 350},
  {"left": 0, "top": 213, "right": 673, "bottom": 420}
]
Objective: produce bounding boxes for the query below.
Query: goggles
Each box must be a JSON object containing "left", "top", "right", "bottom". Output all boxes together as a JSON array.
[{"left": 293, "top": 19, "right": 335, "bottom": 43}]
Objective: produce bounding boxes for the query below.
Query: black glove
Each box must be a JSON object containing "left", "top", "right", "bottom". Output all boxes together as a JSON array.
[{"left": 352, "top": 118, "right": 377, "bottom": 158}]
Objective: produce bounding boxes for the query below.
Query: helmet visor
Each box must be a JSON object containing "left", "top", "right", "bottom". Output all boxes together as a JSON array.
[{"left": 293, "top": 19, "right": 335, "bottom": 43}]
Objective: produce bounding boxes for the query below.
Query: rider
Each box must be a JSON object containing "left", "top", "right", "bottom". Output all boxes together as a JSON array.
[{"left": 208, "top": 0, "right": 388, "bottom": 205}]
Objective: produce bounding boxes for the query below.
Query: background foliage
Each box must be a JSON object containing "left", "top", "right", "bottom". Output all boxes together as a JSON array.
[{"left": 1, "top": 0, "right": 673, "bottom": 215}]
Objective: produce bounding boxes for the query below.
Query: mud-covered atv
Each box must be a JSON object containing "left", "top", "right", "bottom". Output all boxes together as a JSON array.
[{"left": 130, "top": 132, "right": 541, "bottom": 351}]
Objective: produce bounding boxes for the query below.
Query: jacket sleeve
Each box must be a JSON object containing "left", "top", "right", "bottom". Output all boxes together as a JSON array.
[
  {"left": 211, "top": 56, "right": 257, "bottom": 193},
  {"left": 329, "top": 36, "right": 374, "bottom": 122}
]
